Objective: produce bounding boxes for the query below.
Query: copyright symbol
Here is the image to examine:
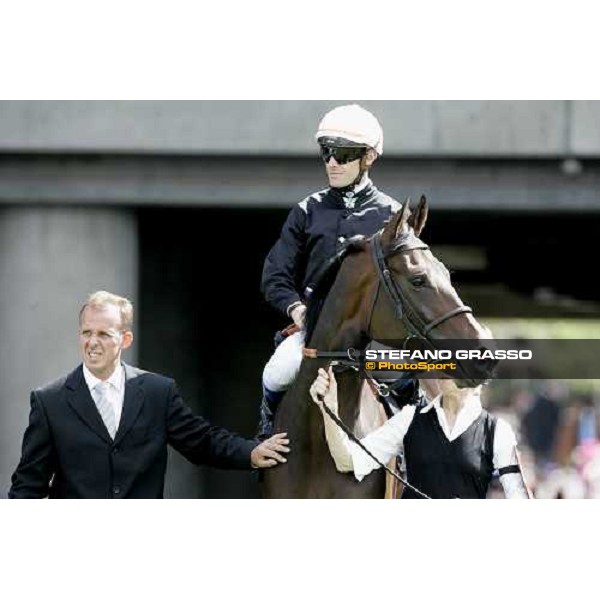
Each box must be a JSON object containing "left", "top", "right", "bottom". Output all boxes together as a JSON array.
[{"left": 366, "top": 362, "right": 376, "bottom": 370}]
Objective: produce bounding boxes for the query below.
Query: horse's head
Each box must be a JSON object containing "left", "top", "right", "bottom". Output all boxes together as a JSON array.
[{"left": 366, "top": 196, "right": 495, "bottom": 386}]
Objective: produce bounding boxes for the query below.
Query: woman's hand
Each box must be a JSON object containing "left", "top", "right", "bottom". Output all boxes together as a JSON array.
[
  {"left": 309, "top": 366, "right": 338, "bottom": 412},
  {"left": 309, "top": 365, "right": 353, "bottom": 472}
]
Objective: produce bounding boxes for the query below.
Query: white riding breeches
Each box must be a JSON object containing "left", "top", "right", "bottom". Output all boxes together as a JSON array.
[{"left": 262, "top": 330, "right": 305, "bottom": 392}]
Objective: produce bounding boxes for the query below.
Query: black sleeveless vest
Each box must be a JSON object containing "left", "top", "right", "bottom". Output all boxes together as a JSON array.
[{"left": 402, "top": 406, "right": 497, "bottom": 499}]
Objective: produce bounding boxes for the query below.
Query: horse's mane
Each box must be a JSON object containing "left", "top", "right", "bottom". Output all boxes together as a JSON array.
[{"left": 304, "top": 235, "right": 368, "bottom": 345}]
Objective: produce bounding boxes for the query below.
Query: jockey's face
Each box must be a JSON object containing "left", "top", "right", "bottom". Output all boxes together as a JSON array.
[{"left": 324, "top": 148, "right": 377, "bottom": 188}]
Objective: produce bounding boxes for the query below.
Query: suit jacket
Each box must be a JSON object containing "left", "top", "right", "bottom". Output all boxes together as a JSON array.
[{"left": 9, "top": 363, "right": 258, "bottom": 499}]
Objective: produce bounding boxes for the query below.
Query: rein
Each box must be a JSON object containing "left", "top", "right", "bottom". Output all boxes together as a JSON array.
[
  {"left": 302, "top": 348, "right": 391, "bottom": 398},
  {"left": 314, "top": 383, "right": 431, "bottom": 500},
  {"left": 303, "top": 347, "right": 431, "bottom": 498}
]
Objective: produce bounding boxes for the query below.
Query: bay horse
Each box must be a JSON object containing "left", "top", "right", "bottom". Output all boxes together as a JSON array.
[{"left": 262, "top": 197, "right": 494, "bottom": 498}]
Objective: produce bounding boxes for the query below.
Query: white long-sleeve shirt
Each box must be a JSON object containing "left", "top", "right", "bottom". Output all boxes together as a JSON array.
[{"left": 344, "top": 394, "right": 529, "bottom": 498}]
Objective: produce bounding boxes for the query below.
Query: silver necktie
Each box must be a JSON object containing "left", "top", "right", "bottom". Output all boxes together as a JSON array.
[{"left": 94, "top": 382, "right": 117, "bottom": 439}]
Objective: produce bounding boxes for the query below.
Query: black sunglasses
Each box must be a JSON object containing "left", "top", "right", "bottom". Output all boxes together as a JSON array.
[{"left": 320, "top": 145, "right": 368, "bottom": 165}]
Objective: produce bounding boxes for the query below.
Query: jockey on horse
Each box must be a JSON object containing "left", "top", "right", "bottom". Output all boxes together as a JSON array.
[{"left": 257, "top": 104, "right": 416, "bottom": 440}]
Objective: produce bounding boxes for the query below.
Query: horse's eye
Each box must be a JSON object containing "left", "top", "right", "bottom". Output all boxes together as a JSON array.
[{"left": 410, "top": 275, "right": 427, "bottom": 288}]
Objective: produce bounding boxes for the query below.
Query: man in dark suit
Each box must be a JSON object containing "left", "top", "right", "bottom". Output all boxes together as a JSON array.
[{"left": 9, "top": 290, "right": 289, "bottom": 498}]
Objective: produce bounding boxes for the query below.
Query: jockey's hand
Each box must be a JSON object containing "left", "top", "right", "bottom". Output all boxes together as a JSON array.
[
  {"left": 309, "top": 367, "right": 338, "bottom": 413},
  {"left": 290, "top": 303, "right": 307, "bottom": 329},
  {"left": 251, "top": 433, "right": 290, "bottom": 468}
]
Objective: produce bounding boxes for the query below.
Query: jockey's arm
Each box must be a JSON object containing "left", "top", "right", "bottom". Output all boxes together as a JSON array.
[{"left": 261, "top": 205, "right": 307, "bottom": 316}]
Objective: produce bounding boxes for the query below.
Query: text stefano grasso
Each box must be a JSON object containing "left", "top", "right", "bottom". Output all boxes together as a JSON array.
[{"left": 364, "top": 349, "right": 533, "bottom": 361}]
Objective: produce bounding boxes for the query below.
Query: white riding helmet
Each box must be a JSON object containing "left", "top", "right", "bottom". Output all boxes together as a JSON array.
[{"left": 315, "top": 104, "right": 384, "bottom": 155}]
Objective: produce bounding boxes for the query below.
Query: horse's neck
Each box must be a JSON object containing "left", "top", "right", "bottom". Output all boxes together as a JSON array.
[
  {"left": 303, "top": 257, "right": 380, "bottom": 431},
  {"left": 308, "top": 254, "right": 372, "bottom": 352},
  {"left": 265, "top": 250, "right": 387, "bottom": 498}
]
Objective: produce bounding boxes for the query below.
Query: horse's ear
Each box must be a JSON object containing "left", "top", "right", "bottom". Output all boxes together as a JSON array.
[
  {"left": 381, "top": 198, "right": 411, "bottom": 247},
  {"left": 408, "top": 195, "right": 428, "bottom": 236}
]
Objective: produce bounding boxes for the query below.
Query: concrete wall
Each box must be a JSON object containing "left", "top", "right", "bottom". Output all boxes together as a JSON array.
[
  {"left": 0, "top": 100, "right": 598, "bottom": 157},
  {"left": 1, "top": 155, "right": 598, "bottom": 212}
]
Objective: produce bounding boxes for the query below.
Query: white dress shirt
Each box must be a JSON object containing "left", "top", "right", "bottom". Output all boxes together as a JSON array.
[
  {"left": 347, "top": 393, "right": 529, "bottom": 498},
  {"left": 83, "top": 363, "right": 126, "bottom": 429}
]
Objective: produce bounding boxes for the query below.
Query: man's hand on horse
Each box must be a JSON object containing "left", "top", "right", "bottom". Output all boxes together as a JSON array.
[
  {"left": 309, "top": 366, "right": 338, "bottom": 412},
  {"left": 251, "top": 432, "right": 290, "bottom": 468},
  {"left": 290, "top": 303, "right": 307, "bottom": 329}
]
